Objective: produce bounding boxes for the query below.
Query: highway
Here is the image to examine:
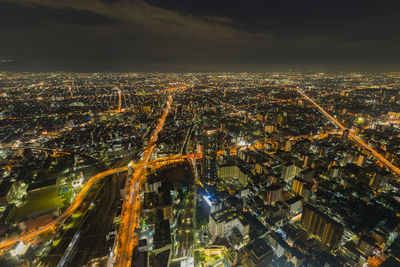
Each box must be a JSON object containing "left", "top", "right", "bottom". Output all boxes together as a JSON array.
[
  {"left": 0, "top": 156, "right": 201, "bottom": 251},
  {"left": 295, "top": 87, "right": 400, "bottom": 177},
  {"left": 0, "top": 166, "right": 128, "bottom": 250},
  {"left": 0, "top": 143, "right": 255, "bottom": 253},
  {"left": 113, "top": 95, "right": 173, "bottom": 266},
  {"left": 0, "top": 108, "right": 261, "bottom": 266}
]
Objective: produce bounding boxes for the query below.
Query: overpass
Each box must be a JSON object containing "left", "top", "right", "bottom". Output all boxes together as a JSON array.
[
  {"left": 0, "top": 166, "right": 128, "bottom": 250},
  {"left": 0, "top": 142, "right": 252, "bottom": 253},
  {"left": 0, "top": 95, "right": 258, "bottom": 263},
  {"left": 0, "top": 153, "right": 203, "bottom": 251}
]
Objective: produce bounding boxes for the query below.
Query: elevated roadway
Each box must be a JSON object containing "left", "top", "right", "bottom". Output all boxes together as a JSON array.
[{"left": 113, "top": 95, "right": 172, "bottom": 266}]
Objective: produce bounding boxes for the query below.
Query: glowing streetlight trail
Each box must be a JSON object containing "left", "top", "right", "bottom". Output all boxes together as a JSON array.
[
  {"left": 0, "top": 154, "right": 201, "bottom": 251},
  {"left": 113, "top": 95, "right": 173, "bottom": 267},
  {"left": 295, "top": 87, "right": 400, "bottom": 177},
  {"left": 0, "top": 95, "right": 256, "bottom": 259},
  {"left": 0, "top": 145, "right": 250, "bottom": 253},
  {"left": 0, "top": 166, "right": 128, "bottom": 250}
]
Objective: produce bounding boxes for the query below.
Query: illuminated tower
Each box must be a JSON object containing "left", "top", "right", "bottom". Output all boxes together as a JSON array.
[{"left": 202, "top": 129, "right": 218, "bottom": 186}]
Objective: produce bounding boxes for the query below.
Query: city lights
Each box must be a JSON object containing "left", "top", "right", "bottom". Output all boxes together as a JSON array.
[{"left": 1, "top": 69, "right": 400, "bottom": 267}]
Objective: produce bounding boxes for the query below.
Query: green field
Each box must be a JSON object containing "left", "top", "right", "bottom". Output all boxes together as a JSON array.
[{"left": 11, "top": 188, "right": 66, "bottom": 222}]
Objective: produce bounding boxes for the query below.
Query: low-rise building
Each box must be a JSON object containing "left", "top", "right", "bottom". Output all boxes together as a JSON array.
[
  {"left": 241, "top": 238, "right": 274, "bottom": 267},
  {"left": 0, "top": 180, "right": 16, "bottom": 206},
  {"left": 19, "top": 207, "right": 60, "bottom": 232},
  {"left": 285, "top": 196, "right": 303, "bottom": 216}
]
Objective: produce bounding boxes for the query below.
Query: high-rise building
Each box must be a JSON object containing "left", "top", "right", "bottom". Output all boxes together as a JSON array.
[
  {"left": 301, "top": 204, "right": 343, "bottom": 248},
  {"left": 202, "top": 129, "right": 218, "bottom": 186},
  {"left": 218, "top": 164, "right": 249, "bottom": 186},
  {"left": 303, "top": 154, "right": 310, "bottom": 168},
  {"left": 263, "top": 184, "right": 282, "bottom": 205},
  {"left": 281, "top": 163, "right": 302, "bottom": 182},
  {"left": 291, "top": 177, "right": 312, "bottom": 201}
]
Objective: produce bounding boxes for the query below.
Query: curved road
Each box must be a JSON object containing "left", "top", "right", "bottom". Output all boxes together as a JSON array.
[
  {"left": 0, "top": 154, "right": 202, "bottom": 251},
  {"left": 0, "top": 167, "right": 127, "bottom": 250},
  {"left": 0, "top": 147, "right": 245, "bottom": 252}
]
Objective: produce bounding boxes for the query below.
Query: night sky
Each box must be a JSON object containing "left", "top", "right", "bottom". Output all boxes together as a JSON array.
[{"left": 1, "top": 0, "right": 400, "bottom": 72}]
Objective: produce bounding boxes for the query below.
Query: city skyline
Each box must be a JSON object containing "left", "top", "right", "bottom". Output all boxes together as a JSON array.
[{"left": 1, "top": 72, "right": 399, "bottom": 266}]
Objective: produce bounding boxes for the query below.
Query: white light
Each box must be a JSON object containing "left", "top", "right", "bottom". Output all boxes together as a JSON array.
[
  {"left": 203, "top": 195, "right": 212, "bottom": 206},
  {"left": 238, "top": 140, "right": 246, "bottom": 146},
  {"left": 10, "top": 241, "right": 25, "bottom": 256}
]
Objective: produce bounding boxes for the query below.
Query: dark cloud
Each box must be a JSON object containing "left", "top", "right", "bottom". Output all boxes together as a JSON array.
[{"left": 0, "top": 0, "right": 399, "bottom": 71}]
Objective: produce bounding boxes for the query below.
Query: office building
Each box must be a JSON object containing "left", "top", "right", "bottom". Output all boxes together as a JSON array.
[{"left": 8, "top": 241, "right": 35, "bottom": 263}]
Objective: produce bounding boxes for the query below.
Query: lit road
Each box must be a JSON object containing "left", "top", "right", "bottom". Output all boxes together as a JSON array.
[
  {"left": 0, "top": 142, "right": 257, "bottom": 252},
  {"left": 0, "top": 166, "right": 128, "bottom": 250},
  {"left": 295, "top": 87, "right": 400, "bottom": 177},
  {"left": 0, "top": 118, "right": 256, "bottom": 260},
  {"left": 113, "top": 95, "right": 172, "bottom": 267},
  {"left": 0, "top": 154, "right": 200, "bottom": 251}
]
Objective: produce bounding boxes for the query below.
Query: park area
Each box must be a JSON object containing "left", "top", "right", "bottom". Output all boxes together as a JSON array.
[{"left": 10, "top": 188, "right": 66, "bottom": 223}]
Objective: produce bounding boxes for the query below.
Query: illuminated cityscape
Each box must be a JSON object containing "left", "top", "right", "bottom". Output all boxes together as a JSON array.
[
  {"left": 0, "top": 72, "right": 399, "bottom": 267},
  {"left": 1, "top": 1, "right": 400, "bottom": 267}
]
